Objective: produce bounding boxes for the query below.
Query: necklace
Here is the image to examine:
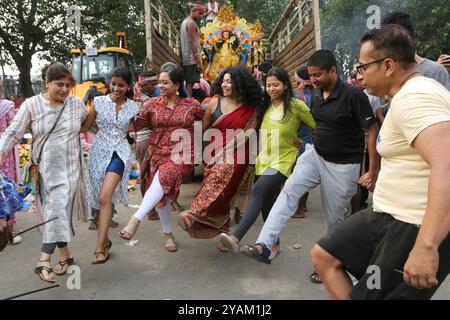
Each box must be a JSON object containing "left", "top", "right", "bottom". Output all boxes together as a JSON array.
[{"left": 399, "top": 71, "right": 421, "bottom": 90}]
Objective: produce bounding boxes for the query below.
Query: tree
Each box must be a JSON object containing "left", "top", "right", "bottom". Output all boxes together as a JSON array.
[
  {"left": 0, "top": 0, "right": 87, "bottom": 97},
  {"left": 319, "top": 0, "right": 450, "bottom": 76}
]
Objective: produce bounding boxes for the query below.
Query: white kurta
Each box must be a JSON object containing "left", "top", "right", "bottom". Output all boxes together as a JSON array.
[
  {"left": 0, "top": 94, "right": 87, "bottom": 243},
  {"left": 85, "top": 95, "right": 139, "bottom": 209}
]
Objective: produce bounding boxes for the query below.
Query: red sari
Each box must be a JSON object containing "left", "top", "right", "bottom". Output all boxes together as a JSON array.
[
  {"left": 134, "top": 96, "right": 205, "bottom": 208},
  {"left": 181, "top": 104, "right": 258, "bottom": 239}
]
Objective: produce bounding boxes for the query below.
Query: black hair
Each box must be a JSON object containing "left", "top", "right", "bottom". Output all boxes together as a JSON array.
[
  {"left": 110, "top": 66, "right": 134, "bottom": 98},
  {"left": 307, "top": 50, "right": 337, "bottom": 71},
  {"left": 211, "top": 66, "right": 264, "bottom": 119},
  {"left": 258, "top": 60, "right": 273, "bottom": 74},
  {"left": 161, "top": 67, "right": 187, "bottom": 98},
  {"left": 139, "top": 70, "right": 158, "bottom": 78},
  {"left": 381, "top": 12, "right": 415, "bottom": 40},
  {"left": 296, "top": 66, "right": 310, "bottom": 80},
  {"left": 262, "top": 67, "right": 294, "bottom": 120},
  {"left": 46, "top": 62, "right": 74, "bottom": 84},
  {"left": 360, "top": 24, "right": 416, "bottom": 69}
]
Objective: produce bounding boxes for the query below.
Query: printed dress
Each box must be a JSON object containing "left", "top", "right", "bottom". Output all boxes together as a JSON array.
[
  {"left": 0, "top": 94, "right": 87, "bottom": 243},
  {"left": 134, "top": 96, "right": 205, "bottom": 208},
  {"left": 85, "top": 95, "right": 139, "bottom": 209}
]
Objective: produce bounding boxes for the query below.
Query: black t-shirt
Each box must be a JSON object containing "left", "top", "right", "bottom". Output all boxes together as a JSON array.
[{"left": 311, "top": 79, "right": 375, "bottom": 164}]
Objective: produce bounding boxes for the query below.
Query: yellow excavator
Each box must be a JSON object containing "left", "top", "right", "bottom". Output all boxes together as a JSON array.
[{"left": 70, "top": 32, "right": 135, "bottom": 107}]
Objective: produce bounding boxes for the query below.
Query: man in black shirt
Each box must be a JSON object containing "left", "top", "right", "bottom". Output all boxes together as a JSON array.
[{"left": 246, "top": 51, "right": 380, "bottom": 279}]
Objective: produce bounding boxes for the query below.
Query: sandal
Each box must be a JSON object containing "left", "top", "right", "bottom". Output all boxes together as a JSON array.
[
  {"left": 220, "top": 233, "right": 239, "bottom": 254},
  {"left": 88, "top": 218, "right": 98, "bottom": 230},
  {"left": 35, "top": 260, "right": 56, "bottom": 283},
  {"left": 165, "top": 238, "right": 177, "bottom": 253},
  {"left": 310, "top": 271, "right": 323, "bottom": 284},
  {"left": 119, "top": 217, "right": 140, "bottom": 240},
  {"left": 240, "top": 244, "right": 256, "bottom": 257},
  {"left": 92, "top": 240, "right": 112, "bottom": 264},
  {"left": 177, "top": 212, "right": 193, "bottom": 231},
  {"left": 148, "top": 209, "right": 160, "bottom": 220},
  {"left": 250, "top": 243, "right": 272, "bottom": 265},
  {"left": 217, "top": 241, "right": 230, "bottom": 253},
  {"left": 54, "top": 257, "right": 74, "bottom": 275}
]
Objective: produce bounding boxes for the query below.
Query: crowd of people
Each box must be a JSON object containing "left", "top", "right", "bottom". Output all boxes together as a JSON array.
[{"left": 0, "top": 8, "right": 449, "bottom": 300}]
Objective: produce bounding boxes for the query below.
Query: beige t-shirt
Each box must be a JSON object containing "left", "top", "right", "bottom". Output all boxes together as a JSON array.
[{"left": 374, "top": 76, "right": 450, "bottom": 225}]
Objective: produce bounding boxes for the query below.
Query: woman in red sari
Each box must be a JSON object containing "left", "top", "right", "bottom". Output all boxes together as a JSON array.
[
  {"left": 178, "top": 67, "right": 263, "bottom": 250},
  {"left": 119, "top": 66, "right": 204, "bottom": 252}
]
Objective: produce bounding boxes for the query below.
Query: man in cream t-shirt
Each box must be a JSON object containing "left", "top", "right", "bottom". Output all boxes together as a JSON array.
[{"left": 311, "top": 24, "right": 450, "bottom": 300}]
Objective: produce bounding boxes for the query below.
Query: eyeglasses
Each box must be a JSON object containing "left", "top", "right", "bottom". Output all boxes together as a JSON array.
[{"left": 356, "top": 57, "right": 388, "bottom": 74}]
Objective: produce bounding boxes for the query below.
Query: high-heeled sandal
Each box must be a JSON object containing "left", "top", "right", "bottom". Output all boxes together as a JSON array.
[{"left": 119, "top": 217, "right": 140, "bottom": 240}]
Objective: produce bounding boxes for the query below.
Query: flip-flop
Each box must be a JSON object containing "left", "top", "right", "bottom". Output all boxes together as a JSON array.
[
  {"left": 54, "top": 257, "right": 74, "bottom": 275},
  {"left": 310, "top": 271, "right": 323, "bottom": 284},
  {"left": 35, "top": 265, "right": 56, "bottom": 283}
]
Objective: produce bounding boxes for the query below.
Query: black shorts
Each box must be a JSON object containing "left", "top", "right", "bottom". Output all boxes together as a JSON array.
[
  {"left": 183, "top": 64, "right": 200, "bottom": 84},
  {"left": 316, "top": 208, "right": 450, "bottom": 300}
]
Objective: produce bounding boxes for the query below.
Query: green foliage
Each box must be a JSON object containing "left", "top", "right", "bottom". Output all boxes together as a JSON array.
[
  {"left": 319, "top": 0, "right": 450, "bottom": 75},
  {"left": 0, "top": 0, "right": 85, "bottom": 96}
]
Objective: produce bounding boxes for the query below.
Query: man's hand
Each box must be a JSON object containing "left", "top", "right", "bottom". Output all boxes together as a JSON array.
[
  {"left": 359, "top": 171, "right": 378, "bottom": 192},
  {"left": 403, "top": 244, "right": 439, "bottom": 289},
  {"left": 437, "top": 54, "right": 450, "bottom": 69}
]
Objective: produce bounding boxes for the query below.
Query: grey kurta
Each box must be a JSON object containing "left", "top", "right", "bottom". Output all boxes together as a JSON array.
[{"left": 0, "top": 94, "right": 87, "bottom": 243}]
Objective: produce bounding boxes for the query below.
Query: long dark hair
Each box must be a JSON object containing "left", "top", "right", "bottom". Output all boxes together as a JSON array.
[
  {"left": 262, "top": 67, "right": 294, "bottom": 120},
  {"left": 110, "top": 66, "right": 134, "bottom": 99},
  {"left": 211, "top": 66, "right": 263, "bottom": 119},
  {"left": 162, "top": 66, "right": 187, "bottom": 98}
]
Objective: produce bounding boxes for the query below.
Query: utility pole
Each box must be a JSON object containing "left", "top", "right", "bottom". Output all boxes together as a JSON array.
[{"left": 144, "top": 0, "right": 153, "bottom": 70}]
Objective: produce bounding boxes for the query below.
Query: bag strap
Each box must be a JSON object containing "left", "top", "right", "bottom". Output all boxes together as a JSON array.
[{"left": 37, "top": 99, "right": 68, "bottom": 163}]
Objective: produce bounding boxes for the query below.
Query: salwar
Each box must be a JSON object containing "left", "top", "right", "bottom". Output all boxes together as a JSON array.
[{"left": 133, "top": 171, "right": 165, "bottom": 221}]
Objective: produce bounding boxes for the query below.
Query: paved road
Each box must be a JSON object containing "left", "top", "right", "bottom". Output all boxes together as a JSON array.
[{"left": 1, "top": 179, "right": 448, "bottom": 300}]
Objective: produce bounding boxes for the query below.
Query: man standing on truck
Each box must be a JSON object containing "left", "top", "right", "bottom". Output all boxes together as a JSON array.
[{"left": 180, "top": 3, "right": 205, "bottom": 97}]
